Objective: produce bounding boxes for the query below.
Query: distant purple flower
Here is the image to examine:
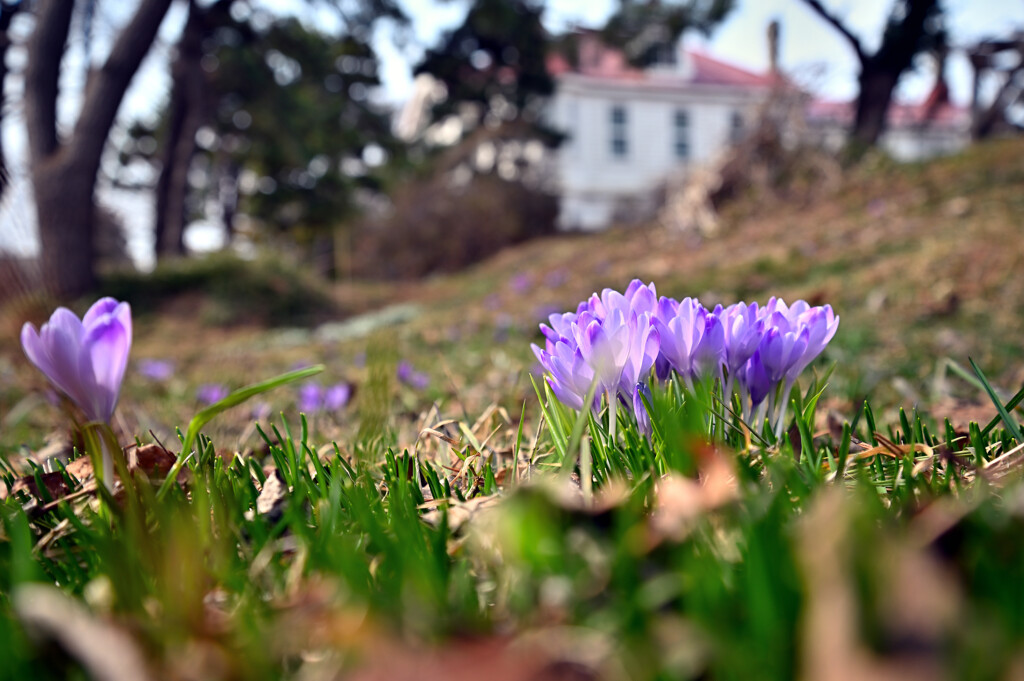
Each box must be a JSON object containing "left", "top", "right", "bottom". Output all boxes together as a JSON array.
[
  {"left": 494, "top": 314, "right": 517, "bottom": 342},
  {"left": 298, "top": 383, "right": 323, "bottom": 413},
  {"left": 397, "top": 360, "right": 429, "bottom": 390},
  {"left": 138, "top": 358, "right": 174, "bottom": 381},
  {"left": 323, "top": 383, "right": 351, "bottom": 411},
  {"left": 484, "top": 294, "right": 502, "bottom": 310},
  {"left": 544, "top": 268, "right": 569, "bottom": 287},
  {"left": 632, "top": 383, "right": 653, "bottom": 440},
  {"left": 509, "top": 273, "right": 532, "bottom": 293},
  {"left": 21, "top": 297, "right": 132, "bottom": 423},
  {"left": 251, "top": 401, "right": 272, "bottom": 421},
  {"left": 867, "top": 198, "right": 886, "bottom": 218},
  {"left": 197, "top": 383, "right": 229, "bottom": 405},
  {"left": 353, "top": 352, "right": 367, "bottom": 368}
]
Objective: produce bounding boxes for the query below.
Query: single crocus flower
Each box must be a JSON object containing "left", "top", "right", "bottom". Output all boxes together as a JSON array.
[
  {"left": 21, "top": 297, "right": 132, "bottom": 424},
  {"left": 251, "top": 401, "right": 273, "bottom": 421},
  {"left": 743, "top": 349, "right": 773, "bottom": 424},
  {"left": 298, "top": 383, "right": 324, "bottom": 413},
  {"left": 652, "top": 296, "right": 714, "bottom": 389},
  {"left": 138, "top": 358, "right": 174, "bottom": 381},
  {"left": 531, "top": 338, "right": 596, "bottom": 411},
  {"left": 323, "top": 383, "right": 351, "bottom": 411},
  {"left": 787, "top": 304, "right": 840, "bottom": 381},
  {"left": 509, "top": 273, "right": 532, "bottom": 293}
]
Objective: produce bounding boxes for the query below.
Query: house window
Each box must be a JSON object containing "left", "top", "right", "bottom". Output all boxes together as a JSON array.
[
  {"left": 610, "top": 105, "right": 628, "bottom": 158},
  {"left": 674, "top": 109, "right": 690, "bottom": 160},
  {"left": 729, "top": 111, "right": 744, "bottom": 143}
]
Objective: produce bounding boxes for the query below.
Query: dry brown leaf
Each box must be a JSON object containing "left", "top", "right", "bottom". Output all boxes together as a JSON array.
[
  {"left": 14, "top": 584, "right": 154, "bottom": 681},
  {"left": 650, "top": 449, "right": 737, "bottom": 541},
  {"left": 797, "top": 490, "right": 949, "bottom": 681}
]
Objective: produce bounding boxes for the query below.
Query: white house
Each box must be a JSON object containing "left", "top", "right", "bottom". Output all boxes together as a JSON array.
[
  {"left": 396, "top": 32, "right": 970, "bottom": 233},
  {"left": 546, "top": 35, "right": 776, "bottom": 230},
  {"left": 544, "top": 32, "right": 970, "bottom": 231}
]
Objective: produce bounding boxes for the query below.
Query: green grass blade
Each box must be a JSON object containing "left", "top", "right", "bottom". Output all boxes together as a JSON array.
[
  {"left": 157, "top": 365, "right": 324, "bottom": 500},
  {"left": 981, "top": 381, "right": 1024, "bottom": 436},
  {"left": 969, "top": 358, "right": 1023, "bottom": 443}
]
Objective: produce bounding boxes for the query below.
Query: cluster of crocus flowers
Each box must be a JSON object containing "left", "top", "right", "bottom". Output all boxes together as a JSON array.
[{"left": 532, "top": 280, "right": 839, "bottom": 439}]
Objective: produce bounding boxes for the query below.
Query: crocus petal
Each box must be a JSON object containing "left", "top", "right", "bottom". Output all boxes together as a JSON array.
[
  {"left": 82, "top": 313, "right": 131, "bottom": 421},
  {"left": 21, "top": 323, "right": 57, "bottom": 388},
  {"left": 82, "top": 297, "right": 122, "bottom": 329},
  {"left": 38, "top": 309, "right": 89, "bottom": 404}
]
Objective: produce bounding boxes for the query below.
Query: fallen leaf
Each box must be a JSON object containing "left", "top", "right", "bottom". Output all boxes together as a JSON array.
[{"left": 14, "top": 583, "right": 155, "bottom": 681}]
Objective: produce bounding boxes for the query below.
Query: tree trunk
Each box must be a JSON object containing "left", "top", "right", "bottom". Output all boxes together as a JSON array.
[
  {"left": 219, "top": 160, "right": 240, "bottom": 245},
  {"left": 25, "top": 0, "right": 173, "bottom": 299},
  {"left": 850, "top": 66, "right": 899, "bottom": 148},
  {"left": 33, "top": 157, "right": 98, "bottom": 296},
  {"left": 154, "top": 0, "right": 206, "bottom": 258}
]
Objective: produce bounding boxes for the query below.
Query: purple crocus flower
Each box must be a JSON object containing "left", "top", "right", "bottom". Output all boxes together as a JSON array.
[
  {"left": 397, "top": 360, "right": 430, "bottom": 390},
  {"left": 509, "top": 273, "right": 532, "bottom": 293},
  {"left": 138, "top": 358, "right": 174, "bottom": 381},
  {"left": 21, "top": 297, "right": 132, "bottom": 423},
  {"left": 788, "top": 304, "right": 840, "bottom": 380},
  {"left": 577, "top": 307, "right": 634, "bottom": 396},
  {"left": 758, "top": 315, "right": 810, "bottom": 386},
  {"left": 544, "top": 268, "right": 569, "bottom": 287},
  {"left": 534, "top": 282, "right": 660, "bottom": 413},
  {"left": 652, "top": 296, "right": 720, "bottom": 388},
  {"left": 622, "top": 279, "right": 658, "bottom": 318},
  {"left": 251, "top": 401, "right": 273, "bottom": 421},
  {"left": 323, "top": 383, "right": 351, "bottom": 411},
  {"left": 539, "top": 310, "right": 580, "bottom": 352},
  {"left": 196, "top": 383, "right": 229, "bottom": 405},
  {"left": 532, "top": 337, "right": 596, "bottom": 411},
  {"left": 722, "top": 302, "right": 765, "bottom": 377},
  {"left": 744, "top": 350, "right": 773, "bottom": 410},
  {"left": 298, "top": 383, "right": 324, "bottom": 413}
]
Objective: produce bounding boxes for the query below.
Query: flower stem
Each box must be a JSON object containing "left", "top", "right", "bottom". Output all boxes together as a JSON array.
[
  {"left": 774, "top": 379, "right": 796, "bottom": 440},
  {"left": 607, "top": 390, "right": 617, "bottom": 446}
]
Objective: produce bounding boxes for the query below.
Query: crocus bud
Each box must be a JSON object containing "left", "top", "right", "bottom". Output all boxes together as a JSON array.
[
  {"left": 21, "top": 297, "right": 132, "bottom": 424},
  {"left": 632, "top": 383, "right": 653, "bottom": 440}
]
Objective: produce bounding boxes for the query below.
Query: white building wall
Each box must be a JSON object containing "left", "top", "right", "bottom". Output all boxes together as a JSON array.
[{"left": 551, "top": 77, "right": 764, "bottom": 230}]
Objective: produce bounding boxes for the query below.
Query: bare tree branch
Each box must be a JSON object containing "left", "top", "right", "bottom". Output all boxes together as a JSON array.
[
  {"left": 69, "top": 0, "right": 174, "bottom": 168},
  {"left": 800, "top": 0, "right": 865, "bottom": 64},
  {"left": 24, "top": 0, "right": 74, "bottom": 160}
]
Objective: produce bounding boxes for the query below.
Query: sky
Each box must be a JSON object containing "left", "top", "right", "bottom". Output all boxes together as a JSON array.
[
  {"left": 1, "top": 0, "right": 1021, "bottom": 263},
  {"left": 376, "top": 0, "right": 1024, "bottom": 106}
]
